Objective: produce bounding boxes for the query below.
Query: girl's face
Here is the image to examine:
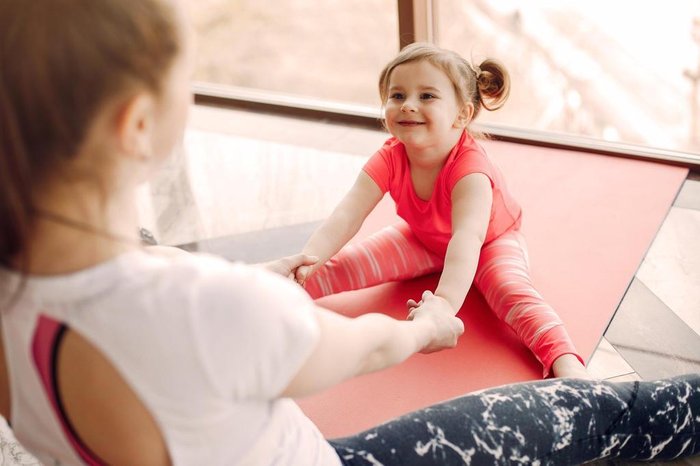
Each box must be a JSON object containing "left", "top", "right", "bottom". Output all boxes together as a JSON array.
[{"left": 383, "top": 60, "right": 466, "bottom": 152}]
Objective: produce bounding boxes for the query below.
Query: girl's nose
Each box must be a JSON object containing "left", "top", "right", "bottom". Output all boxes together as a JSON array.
[{"left": 401, "top": 100, "right": 417, "bottom": 112}]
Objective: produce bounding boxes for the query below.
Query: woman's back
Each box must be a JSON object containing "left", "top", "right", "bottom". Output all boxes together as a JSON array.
[{"left": 0, "top": 251, "right": 336, "bottom": 465}]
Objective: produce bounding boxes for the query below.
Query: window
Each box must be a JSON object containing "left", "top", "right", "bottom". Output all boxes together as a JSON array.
[
  {"left": 438, "top": 0, "right": 700, "bottom": 153},
  {"left": 187, "top": 0, "right": 398, "bottom": 107}
]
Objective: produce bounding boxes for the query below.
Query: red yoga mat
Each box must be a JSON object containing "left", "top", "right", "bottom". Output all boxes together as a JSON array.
[{"left": 297, "top": 140, "right": 688, "bottom": 438}]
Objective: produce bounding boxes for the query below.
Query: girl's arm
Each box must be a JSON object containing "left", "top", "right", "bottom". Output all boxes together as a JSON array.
[
  {"left": 296, "top": 171, "right": 383, "bottom": 284},
  {"left": 281, "top": 291, "right": 464, "bottom": 398},
  {"left": 433, "top": 173, "right": 492, "bottom": 313}
]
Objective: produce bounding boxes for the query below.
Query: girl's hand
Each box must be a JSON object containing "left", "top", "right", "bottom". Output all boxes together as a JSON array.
[
  {"left": 406, "top": 297, "right": 423, "bottom": 313},
  {"left": 259, "top": 254, "right": 318, "bottom": 279},
  {"left": 295, "top": 264, "right": 313, "bottom": 286},
  {"left": 406, "top": 290, "right": 455, "bottom": 314},
  {"left": 407, "top": 291, "right": 464, "bottom": 354}
]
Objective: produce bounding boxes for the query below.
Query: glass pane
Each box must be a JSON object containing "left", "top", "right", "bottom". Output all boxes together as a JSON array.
[
  {"left": 187, "top": 0, "right": 398, "bottom": 107},
  {"left": 438, "top": 0, "right": 699, "bottom": 153}
]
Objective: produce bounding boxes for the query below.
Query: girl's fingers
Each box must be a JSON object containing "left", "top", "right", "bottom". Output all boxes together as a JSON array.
[{"left": 406, "top": 299, "right": 423, "bottom": 314}]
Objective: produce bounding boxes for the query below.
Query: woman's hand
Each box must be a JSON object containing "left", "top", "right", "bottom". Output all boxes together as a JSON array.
[
  {"left": 407, "top": 291, "right": 464, "bottom": 354},
  {"left": 258, "top": 254, "right": 318, "bottom": 279}
]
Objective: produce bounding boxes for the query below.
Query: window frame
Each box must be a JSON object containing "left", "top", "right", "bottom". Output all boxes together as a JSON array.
[{"left": 192, "top": 1, "right": 700, "bottom": 169}]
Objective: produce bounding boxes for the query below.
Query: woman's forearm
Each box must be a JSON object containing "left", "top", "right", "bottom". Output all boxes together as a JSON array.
[
  {"left": 356, "top": 313, "right": 436, "bottom": 375},
  {"left": 282, "top": 309, "right": 436, "bottom": 398}
]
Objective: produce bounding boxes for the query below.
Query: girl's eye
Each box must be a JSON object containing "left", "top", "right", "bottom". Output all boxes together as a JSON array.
[
  {"left": 420, "top": 93, "right": 436, "bottom": 100},
  {"left": 390, "top": 93, "right": 405, "bottom": 100}
]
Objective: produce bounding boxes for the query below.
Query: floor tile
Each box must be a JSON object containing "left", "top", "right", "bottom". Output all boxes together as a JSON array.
[
  {"left": 587, "top": 338, "right": 635, "bottom": 380},
  {"left": 602, "top": 372, "right": 641, "bottom": 382},
  {"left": 636, "top": 207, "right": 700, "bottom": 336},
  {"left": 605, "top": 278, "right": 700, "bottom": 379},
  {"left": 674, "top": 179, "right": 700, "bottom": 210}
]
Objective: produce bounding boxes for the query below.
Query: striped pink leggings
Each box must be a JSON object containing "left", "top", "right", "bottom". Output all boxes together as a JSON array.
[{"left": 304, "top": 223, "right": 583, "bottom": 377}]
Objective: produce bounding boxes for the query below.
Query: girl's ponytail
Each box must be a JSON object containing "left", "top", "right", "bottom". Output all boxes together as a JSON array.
[{"left": 476, "top": 59, "right": 510, "bottom": 112}]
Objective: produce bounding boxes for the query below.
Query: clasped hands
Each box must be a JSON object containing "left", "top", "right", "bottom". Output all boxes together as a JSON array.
[
  {"left": 262, "top": 254, "right": 464, "bottom": 353},
  {"left": 258, "top": 253, "right": 318, "bottom": 280},
  {"left": 407, "top": 290, "right": 464, "bottom": 353}
]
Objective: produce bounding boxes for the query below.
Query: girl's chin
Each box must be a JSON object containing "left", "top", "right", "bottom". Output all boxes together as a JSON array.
[{"left": 394, "top": 134, "right": 424, "bottom": 146}]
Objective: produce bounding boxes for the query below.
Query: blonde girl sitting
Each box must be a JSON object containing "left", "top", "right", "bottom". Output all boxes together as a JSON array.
[{"left": 296, "top": 43, "right": 589, "bottom": 379}]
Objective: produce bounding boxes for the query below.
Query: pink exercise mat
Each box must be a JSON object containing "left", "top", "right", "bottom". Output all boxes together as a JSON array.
[{"left": 297, "top": 140, "right": 688, "bottom": 438}]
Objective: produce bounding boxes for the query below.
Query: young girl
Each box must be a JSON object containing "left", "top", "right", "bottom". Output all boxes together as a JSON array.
[
  {"left": 1, "top": 1, "right": 698, "bottom": 465},
  {"left": 295, "top": 43, "right": 588, "bottom": 378}
]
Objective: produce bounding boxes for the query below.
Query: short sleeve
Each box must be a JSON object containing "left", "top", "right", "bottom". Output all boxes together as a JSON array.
[
  {"left": 191, "top": 259, "right": 320, "bottom": 401},
  {"left": 362, "top": 139, "right": 396, "bottom": 193},
  {"left": 445, "top": 147, "right": 495, "bottom": 193}
]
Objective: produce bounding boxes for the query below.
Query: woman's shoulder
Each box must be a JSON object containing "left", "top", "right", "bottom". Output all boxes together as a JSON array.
[
  {"left": 53, "top": 249, "right": 298, "bottom": 323},
  {"left": 79, "top": 250, "right": 317, "bottom": 371},
  {"left": 133, "top": 249, "right": 300, "bottom": 302}
]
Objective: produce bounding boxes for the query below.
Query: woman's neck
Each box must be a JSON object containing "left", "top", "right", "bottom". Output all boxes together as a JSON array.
[{"left": 19, "top": 181, "right": 141, "bottom": 275}]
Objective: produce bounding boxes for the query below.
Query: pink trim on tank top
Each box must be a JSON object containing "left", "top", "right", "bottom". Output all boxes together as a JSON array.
[{"left": 31, "top": 315, "right": 105, "bottom": 465}]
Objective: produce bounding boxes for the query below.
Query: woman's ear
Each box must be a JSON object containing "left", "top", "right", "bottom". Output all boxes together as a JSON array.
[
  {"left": 114, "top": 93, "right": 156, "bottom": 162},
  {"left": 454, "top": 104, "right": 474, "bottom": 128}
]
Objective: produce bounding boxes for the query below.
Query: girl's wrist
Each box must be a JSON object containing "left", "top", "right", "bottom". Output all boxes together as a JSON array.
[{"left": 432, "top": 292, "right": 459, "bottom": 315}]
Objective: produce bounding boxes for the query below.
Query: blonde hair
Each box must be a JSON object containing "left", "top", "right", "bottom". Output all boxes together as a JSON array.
[{"left": 378, "top": 42, "right": 510, "bottom": 128}]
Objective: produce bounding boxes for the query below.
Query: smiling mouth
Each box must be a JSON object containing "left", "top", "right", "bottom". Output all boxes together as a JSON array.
[{"left": 398, "top": 121, "right": 425, "bottom": 126}]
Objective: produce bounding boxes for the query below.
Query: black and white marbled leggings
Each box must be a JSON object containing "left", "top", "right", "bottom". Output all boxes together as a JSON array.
[{"left": 328, "top": 374, "right": 700, "bottom": 465}]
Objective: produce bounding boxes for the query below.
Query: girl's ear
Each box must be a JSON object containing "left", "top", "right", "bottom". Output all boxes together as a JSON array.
[
  {"left": 454, "top": 104, "right": 474, "bottom": 128},
  {"left": 114, "top": 92, "right": 156, "bottom": 162}
]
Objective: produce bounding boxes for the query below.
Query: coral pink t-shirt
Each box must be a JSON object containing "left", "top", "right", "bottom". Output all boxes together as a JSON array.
[{"left": 363, "top": 131, "right": 522, "bottom": 257}]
